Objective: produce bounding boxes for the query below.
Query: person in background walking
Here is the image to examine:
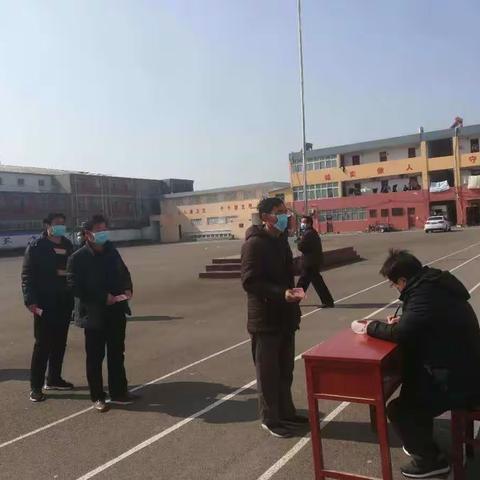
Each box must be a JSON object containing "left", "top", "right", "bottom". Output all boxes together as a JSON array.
[
  {"left": 241, "top": 197, "right": 308, "bottom": 438},
  {"left": 22, "top": 212, "right": 75, "bottom": 402},
  {"left": 67, "top": 214, "right": 138, "bottom": 412},
  {"left": 296, "top": 215, "right": 334, "bottom": 308}
]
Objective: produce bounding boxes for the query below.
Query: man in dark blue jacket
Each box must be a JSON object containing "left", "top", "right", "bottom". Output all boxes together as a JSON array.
[
  {"left": 367, "top": 249, "right": 480, "bottom": 479},
  {"left": 22, "top": 213, "right": 74, "bottom": 402},
  {"left": 67, "top": 214, "right": 137, "bottom": 412}
]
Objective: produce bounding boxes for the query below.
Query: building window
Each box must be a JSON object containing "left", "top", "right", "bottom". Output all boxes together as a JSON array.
[
  {"left": 306, "top": 155, "right": 337, "bottom": 171},
  {"left": 369, "top": 209, "right": 377, "bottom": 218},
  {"left": 38, "top": 179, "right": 45, "bottom": 187},
  {"left": 17, "top": 178, "right": 25, "bottom": 186},
  {"left": 206, "top": 216, "right": 237, "bottom": 225},
  {"left": 381, "top": 209, "right": 389, "bottom": 217},
  {"left": 471, "top": 139, "right": 479, "bottom": 153},
  {"left": 352, "top": 155, "right": 360, "bottom": 166},
  {"left": 379, "top": 151, "right": 388, "bottom": 162},
  {"left": 191, "top": 219, "right": 202, "bottom": 226},
  {"left": 0, "top": 177, "right": 2, "bottom": 185},
  {"left": 241, "top": 204, "right": 245, "bottom": 209},
  {"left": 408, "top": 148, "right": 416, "bottom": 158},
  {"left": 239, "top": 223, "right": 244, "bottom": 228},
  {"left": 291, "top": 160, "right": 303, "bottom": 173},
  {"left": 294, "top": 182, "right": 339, "bottom": 201},
  {"left": 189, "top": 210, "right": 193, "bottom": 214},
  {"left": 234, "top": 205, "right": 238, "bottom": 210},
  {"left": 392, "top": 208, "right": 404, "bottom": 216},
  {"left": 202, "top": 208, "right": 206, "bottom": 213},
  {"left": 318, "top": 207, "right": 367, "bottom": 222}
]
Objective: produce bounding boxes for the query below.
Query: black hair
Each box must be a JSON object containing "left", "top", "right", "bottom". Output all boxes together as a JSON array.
[
  {"left": 257, "top": 197, "right": 285, "bottom": 215},
  {"left": 380, "top": 249, "right": 423, "bottom": 283},
  {"left": 44, "top": 213, "right": 66, "bottom": 225},
  {"left": 84, "top": 214, "right": 108, "bottom": 232},
  {"left": 301, "top": 215, "right": 313, "bottom": 226}
]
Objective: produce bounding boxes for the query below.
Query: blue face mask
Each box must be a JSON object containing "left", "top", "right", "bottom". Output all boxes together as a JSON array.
[
  {"left": 274, "top": 214, "right": 289, "bottom": 232},
  {"left": 51, "top": 225, "right": 66, "bottom": 237},
  {"left": 93, "top": 231, "right": 109, "bottom": 245}
]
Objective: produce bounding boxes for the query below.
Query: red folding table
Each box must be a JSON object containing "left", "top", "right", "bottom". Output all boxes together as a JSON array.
[{"left": 303, "top": 329, "right": 402, "bottom": 480}]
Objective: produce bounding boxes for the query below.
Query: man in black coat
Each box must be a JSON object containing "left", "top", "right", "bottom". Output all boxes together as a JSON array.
[
  {"left": 367, "top": 249, "right": 480, "bottom": 478},
  {"left": 22, "top": 212, "right": 75, "bottom": 402},
  {"left": 67, "top": 214, "right": 137, "bottom": 412},
  {"left": 296, "top": 216, "right": 334, "bottom": 308},
  {"left": 241, "top": 197, "right": 308, "bottom": 438}
]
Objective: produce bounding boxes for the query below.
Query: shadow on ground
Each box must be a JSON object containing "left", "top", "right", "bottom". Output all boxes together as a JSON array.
[{"left": 128, "top": 315, "right": 183, "bottom": 322}]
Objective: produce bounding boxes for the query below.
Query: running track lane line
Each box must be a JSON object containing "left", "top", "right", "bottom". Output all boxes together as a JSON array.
[
  {"left": 73, "top": 251, "right": 480, "bottom": 480},
  {"left": 1, "top": 241, "right": 479, "bottom": 451},
  {"left": 255, "top": 279, "right": 480, "bottom": 480}
]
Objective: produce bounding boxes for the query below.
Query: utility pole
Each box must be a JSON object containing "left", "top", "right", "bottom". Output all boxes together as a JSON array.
[{"left": 297, "top": 0, "right": 308, "bottom": 213}]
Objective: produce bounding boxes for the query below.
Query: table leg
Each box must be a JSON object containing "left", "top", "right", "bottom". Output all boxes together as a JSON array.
[
  {"left": 306, "top": 369, "right": 325, "bottom": 480},
  {"left": 369, "top": 405, "right": 377, "bottom": 433},
  {"left": 375, "top": 400, "right": 393, "bottom": 480}
]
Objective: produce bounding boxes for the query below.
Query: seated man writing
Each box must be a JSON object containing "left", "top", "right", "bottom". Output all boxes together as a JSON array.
[{"left": 367, "top": 249, "right": 480, "bottom": 479}]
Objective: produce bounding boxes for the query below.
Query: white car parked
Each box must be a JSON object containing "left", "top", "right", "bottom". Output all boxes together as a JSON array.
[{"left": 424, "top": 215, "right": 452, "bottom": 233}]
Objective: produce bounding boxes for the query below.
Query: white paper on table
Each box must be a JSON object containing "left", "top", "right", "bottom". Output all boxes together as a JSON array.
[{"left": 351, "top": 319, "right": 370, "bottom": 335}]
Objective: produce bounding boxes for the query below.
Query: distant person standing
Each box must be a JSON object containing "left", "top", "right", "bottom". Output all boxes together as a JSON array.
[
  {"left": 22, "top": 213, "right": 75, "bottom": 402},
  {"left": 296, "top": 216, "right": 334, "bottom": 308},
  {"left": 241, "top": 197, "right": 308, "bottom": 438},
  {"left": 67, "top": 214, "right": 138, "bottom": 412}
]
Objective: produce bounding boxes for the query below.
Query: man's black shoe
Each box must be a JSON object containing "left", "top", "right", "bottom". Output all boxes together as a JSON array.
[
  {"left": 45, "top": 379, "right": 74, "bottom": 391},
  {"left": 110, "top": 392, "right": 141, "bottom": 405},
  {"left": 281, "top": 415, "right": 310, "bottom": 426},
  {"left": 30, "top": 390, "right": 46, "bottom": 402},
  {"left": 320, "top": 303, "right": 335, "bottom": 309},
  {"left": 261, "top": 423, "right": 293, "bottom": 438},
  {"left": 400, "top": 454, "right": 450, "bottom": 478}
]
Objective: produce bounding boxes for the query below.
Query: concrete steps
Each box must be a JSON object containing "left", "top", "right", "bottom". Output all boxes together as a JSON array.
[{"left": 199, "top": 247, "right": 361, "bottom": 279}]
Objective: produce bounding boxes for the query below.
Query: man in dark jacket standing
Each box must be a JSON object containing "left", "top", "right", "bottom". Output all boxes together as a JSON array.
[
  {"left": 22, "top": 213, "right": 75, "bottom": 402},
  {"left": 241, "top": 197, "right": 308, "bottom": 438},
  {"left": 67, "top": 214, "right": 137, "bottom": 412},
  {"left": 296, "top": 215, "right": 334, "bottom": 308},
  {"left": 367, "top": 249, "right": 480, "bottom": 478}
]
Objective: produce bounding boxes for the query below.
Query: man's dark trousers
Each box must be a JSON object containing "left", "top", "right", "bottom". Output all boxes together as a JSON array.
[
  {"left": 30, "top": 306, "right": 71, "bottom": 391},
  {"left": 84, "top": 308, "right": 128, "bottom": 402},
  {"left": 251, "top": 331, "right": 296, "bottom": 425},
  {"left": 387, "top": 378, "right": 469, "bottom": 460},
  {"left": 297, "top": 266, "right": 334, "bottom": 306}
]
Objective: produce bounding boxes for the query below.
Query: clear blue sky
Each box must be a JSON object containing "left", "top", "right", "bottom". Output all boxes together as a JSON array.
[{"left": 0, "top": 0, "right": 479, "bottom": 189}]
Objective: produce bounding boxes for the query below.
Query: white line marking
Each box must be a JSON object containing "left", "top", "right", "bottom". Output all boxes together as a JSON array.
[
  {"left": 1, "top": 242, "right": 479, "bottom": 452},
  {"left": 76, "top": 379, "right": 258, "bottom": 480},
  {"left": 256, "top": 403, "right": 350, "bottom": 480},
  {"left": 254, "top": 256, "right": 480, "bottom": 480},
  {"left": 74, "top": 249, "right": 480, "bottom": 480}
]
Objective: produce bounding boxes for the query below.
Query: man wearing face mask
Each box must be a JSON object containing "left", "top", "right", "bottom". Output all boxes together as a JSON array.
[
  {"left": 67, "top": 214, "right": 137, "bottom": 412},
  {"left": 22, "top": 213, "right": 75, "bottom": 402},
  {"left": 296, "top": 215, "right": 334, "bottom": 308},
  {"left": 367, "top": 249, "right": 480, "bottom": 478},
  {"left": 241, "top": 197, "right": 308, "bottom": 438}
]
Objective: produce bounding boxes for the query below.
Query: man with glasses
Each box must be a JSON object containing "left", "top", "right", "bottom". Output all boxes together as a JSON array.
[{"left": 367, "top": 249, "right": 480, "bottom": 478}]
